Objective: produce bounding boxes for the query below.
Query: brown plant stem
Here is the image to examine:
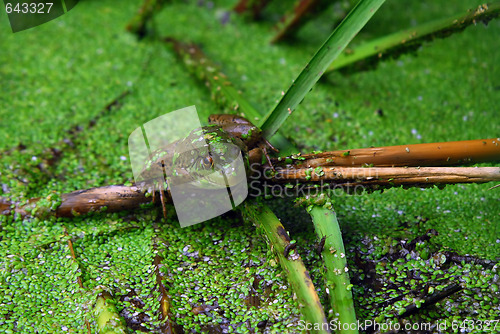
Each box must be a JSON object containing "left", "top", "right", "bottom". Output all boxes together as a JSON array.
[
  {"left": 164, "top": 37, "right": 296, "bottom": 155},
  {"left": 233, "top": 0, "right": 271, "bottom": 19},
  {"left": 153, "top": 254, "right": 175, "bottom": 334},
  {"left": 126, "top": 0, "right": 166, "bottom": 38},
  {"left": 271, "top": 0, "right": 331, "bottom": 43},
  {"left": 399, "top": 283, "right": 462, "bottom": 318},
  {"left": 55, "top": 185, "right": 153, "bottom": 217},
  {"left": 266, "top": 166, "right": 500, "bottom": 186},
  {"left": 273, "top": 138, "right": 500, "bottom": 168},
  {"left": 0, "top": 185, "right": 153, "bottom": 219},
  {"left": 2, "top": 166, "right": 498, "bottom": 220}
]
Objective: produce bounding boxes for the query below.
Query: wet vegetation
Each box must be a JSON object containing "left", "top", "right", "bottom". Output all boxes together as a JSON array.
[{"left": 1, "top": 0, "right": 499, "bottom": 333}]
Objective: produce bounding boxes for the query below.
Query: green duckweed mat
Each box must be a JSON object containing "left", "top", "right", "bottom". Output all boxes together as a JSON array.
[{"left": 0, "top": 0, "right": 498, "bottom": 333}]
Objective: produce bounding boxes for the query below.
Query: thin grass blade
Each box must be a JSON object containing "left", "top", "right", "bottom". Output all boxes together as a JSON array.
[{"left": 261, "top": 0, "right": 386, "bottom": 138}]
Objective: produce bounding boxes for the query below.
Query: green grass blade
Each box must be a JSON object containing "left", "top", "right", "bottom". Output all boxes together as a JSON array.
[
  {"left": 260, "top": 0, "right": 386, "bottom": 138},
  {"left": 327, "top": 2, "right": 500, "bottom": 74}
]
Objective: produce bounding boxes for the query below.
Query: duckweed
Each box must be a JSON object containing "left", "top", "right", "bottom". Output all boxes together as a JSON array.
[{"left": 1, "top": 0, "right": 499, "bottom": 332}]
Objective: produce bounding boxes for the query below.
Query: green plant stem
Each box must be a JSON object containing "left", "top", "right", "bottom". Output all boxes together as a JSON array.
[
  {"left": 310, "top": 206, "right": 357, "bottom": 333},
  {"left": 126, "top": 0, "right": 166, "bottom": 38},
  {"left": 327, "top": 2, "right": 500, "bottom": 74},
  {"left": 262, "top": 4, "right": 387, "bottom": 327},
  {"left": 241, "top": 201, "right": 329, "bottom": 333},
  {"left": 268, "top": 166, "right": 500, "bottom": 185},
  {"left": 93, "top": 290, "right": 127, "bottom": 334},
  {"left": 166, "top": 37, "right": 329, "bottom": 328},
  {"left": 260, "top": 0, "right": 386, "bottom": 138},
  {"left": 165, "top": 38, "right": 261, "bottom": 120}
]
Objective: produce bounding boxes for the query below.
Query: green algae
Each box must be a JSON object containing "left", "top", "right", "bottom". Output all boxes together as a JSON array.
[
  {"left": 155, "top": 214, "right": 303, "bottom": 332},
  {"left": 0, "top": 0, "right": 499, "bottom": 332}
]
